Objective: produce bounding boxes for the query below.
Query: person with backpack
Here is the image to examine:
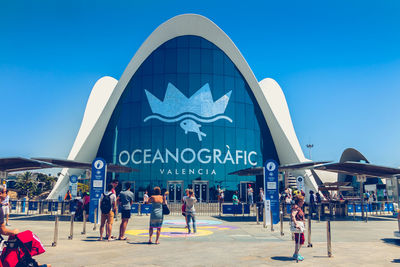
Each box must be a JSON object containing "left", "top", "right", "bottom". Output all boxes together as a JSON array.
[{"left": 99, "top": 184, "right": 117, "bottom": 241}]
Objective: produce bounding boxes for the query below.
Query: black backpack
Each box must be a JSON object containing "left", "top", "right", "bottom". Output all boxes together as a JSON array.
[{"left": 100, "top": 193, "right": 112, "bottom": 214}]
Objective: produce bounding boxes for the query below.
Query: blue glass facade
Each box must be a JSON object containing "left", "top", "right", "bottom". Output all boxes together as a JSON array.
[{"left": 97, "top": 36, "right": 279, "bottom": 192}]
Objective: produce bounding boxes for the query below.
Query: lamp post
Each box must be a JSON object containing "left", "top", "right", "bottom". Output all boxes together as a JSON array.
[{"left": 306, "top": 144, "right": 314, "bottom": 159}]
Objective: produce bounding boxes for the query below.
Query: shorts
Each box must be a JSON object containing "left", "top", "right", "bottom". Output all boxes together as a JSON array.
[
  {"left": 84, "top": 204, "right": 89, "bottom": 214},
  {"left": 294, "top": 233, "right": 305, "bottom": 245},
  {"left": 2, "top": 206, "right": 9, "bottom": 215},
  {"left": 121, "top": 210, "right": 131, "bottom": 219},
  {"left": 101, "top": 211, "right": 114, "bottom": 225}
]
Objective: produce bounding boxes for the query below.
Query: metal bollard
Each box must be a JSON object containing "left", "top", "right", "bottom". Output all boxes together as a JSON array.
[
  {"left": 280, "top": 210, "right": 284, "bottom": 236},
  {"left": 365, "top": 205, "right": 368, "bottom": 223},
  {"left": 307, "top": 213, "right": 312, "bottom": 247},
  {"left": 93, "top": 208, "right": 97, "bottom": 231},
  {"left": 318, "top": 204, "right": 321, "bottom": 223},
  {"left": 256, "top": 206, "right": 260, "bottom": 225},
  {"left": 270, "top": 207, "right": 274, "bottom": 232},
  {"left": 353, "top": 203, "right": 356, "bottom": 220},
  {"left": 139, "top": 203, "right": 142, "bottom": 216},
  {"left": 81, "top": 210, "right": 87, "bottom": 234},
  {"left": 263, "top": 206, "right": 266, "bottom": 228},
  {"left": 68, "top": 214, "right": 75, "bottom": 240},
  {"left": 327, "top": 220, "right": 332, "bottom": 257},
  {"left": 52, "top": 215, "right": 59, "bottom": 247}
]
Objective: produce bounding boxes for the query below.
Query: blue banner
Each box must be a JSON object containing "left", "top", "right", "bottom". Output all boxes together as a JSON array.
[
  {"left": 264, "top": 159, "right": 280, "bottom": 224},
  {"left": 69, "top": 175, "right": 78, "bottom": 198},
  {"left": 89, "top": 158, "right": 107, "bottom": 223}
]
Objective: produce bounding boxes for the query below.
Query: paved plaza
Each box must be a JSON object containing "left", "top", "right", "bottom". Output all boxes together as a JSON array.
[{"left": 7, "top": 213, "right": 400, "bottom": 266}]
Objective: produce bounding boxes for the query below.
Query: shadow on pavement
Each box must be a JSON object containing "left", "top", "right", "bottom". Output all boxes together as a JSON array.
[
  {"left": 270, "top": 256, "right": 294, "bottom": 262},
  {"left": 10, "top": 214, "right": 72, "bottom": 221},
  {"left": 381, "top": 238, "right": 400, "bottom": 246},
  {"left": 127, "top": 241, "right": 152, "bottom": 245},
  {"left": 392, "top": 259, "right": 400, "bottom": 263},
  {"left": 211, "top": 216, "right": 256, "bottom": 222}
]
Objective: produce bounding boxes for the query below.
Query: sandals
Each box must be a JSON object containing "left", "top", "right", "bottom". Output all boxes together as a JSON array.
[{"left": 118, "top": 236, "right": 128, "bottom": 241}]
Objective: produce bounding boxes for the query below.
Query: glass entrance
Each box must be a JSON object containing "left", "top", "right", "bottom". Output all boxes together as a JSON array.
[
  {"left": 192, "top": 180, "right": 209, "bottom": 203},
  {"left": 167, "top": 180, "right": 184, "bottom": 203}
]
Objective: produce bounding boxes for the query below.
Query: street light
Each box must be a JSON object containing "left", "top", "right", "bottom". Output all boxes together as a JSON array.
[{"left": 306, "top": 144, "right": 314, "bottom": 159}]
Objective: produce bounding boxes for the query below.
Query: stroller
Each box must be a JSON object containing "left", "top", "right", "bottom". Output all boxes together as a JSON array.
[{"left": 0, "top": 230, "right": 46, "bottom": 267}]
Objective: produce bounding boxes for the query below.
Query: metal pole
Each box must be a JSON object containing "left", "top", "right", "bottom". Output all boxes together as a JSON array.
[
  {"left": 52, "top": 215, "right": 59, "bottom": 247},
  {"left": 360, "top": 179, "right": 365, "bottom": 221},
  {"left": 256, "top": 206, "right": 260, "bottom": 224},
  {"left": 327, "top": 220, "right": 332, "bottom": 257},
  {"left": 263, "top": 205, "right": 266, "bottom": 228},
  {"left": 307, "top": 212, "right": 312, "bottom": 247},
  {"left": 68, "top": 214, "right": 75, "bottom": 240},
  {"left": 318, "top": 204, "right": 321, "bottom": 223},
  {"left": 280, "top": 208, "right": 284, "bottom": 236},
  {"left": 365, "top": 204, "right": 368, "bottom": 223},
  {"left": 81, "top": 210, "right": 87, "bottom": 234},
  {"left": 139, "top": 203, "right": 142, "bottom": 216},
  {"left": 353, "top": 203, "right": 356, "bottom": 220},
  {"left": 93, "top": 208, "right": 97, "bottom": 231},
  {"left": 270, "top": 206, "right": 274, "bottom": 232}
]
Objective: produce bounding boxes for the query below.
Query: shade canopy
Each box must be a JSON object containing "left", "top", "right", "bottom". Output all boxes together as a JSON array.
[
  {"left": 228, "top": 161, "right": 331, "bottom": 176},
  {"left": 0, "top": 157, "right": 138, "bottom": 173},
  {"left": 0, "top": 157, "right": 57, "bottom": 172},
  {"left": 313, "top": 161, "right": 400, "bottom": 178}
]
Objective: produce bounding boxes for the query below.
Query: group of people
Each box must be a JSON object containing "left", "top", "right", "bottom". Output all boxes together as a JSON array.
[{"left": 98, "top": 179, "right": 134, "bottom": 241}]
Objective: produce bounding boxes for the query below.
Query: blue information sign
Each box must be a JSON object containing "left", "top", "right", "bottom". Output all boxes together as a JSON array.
[
  {"left": 89, "top": 158, "right": 107, "bottom": 223},
  {"left": 264, "top": 159, "right": 280, "bottom": 224}
]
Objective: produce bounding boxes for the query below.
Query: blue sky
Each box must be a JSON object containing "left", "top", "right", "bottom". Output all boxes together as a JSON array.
[{"left": 1, "top": 0, "right": 400, "bottom": 167}]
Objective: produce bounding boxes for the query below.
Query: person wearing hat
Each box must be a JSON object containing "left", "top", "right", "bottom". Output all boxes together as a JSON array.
[{"left": 247, "top": 184, "right": 254, "bottom": 206}]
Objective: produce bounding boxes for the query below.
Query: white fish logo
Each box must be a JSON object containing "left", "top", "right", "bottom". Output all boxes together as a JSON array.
[
  {"left": 144, "top": 83, "right": 232, "bottom": 141},
  {"left": 180, "top": 119, "right": 206, "bottom": 141}
]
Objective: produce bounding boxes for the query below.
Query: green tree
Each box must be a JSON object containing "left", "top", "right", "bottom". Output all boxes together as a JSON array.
[{"left": 16, "top": 172, "right": 37, "bottom": 198}]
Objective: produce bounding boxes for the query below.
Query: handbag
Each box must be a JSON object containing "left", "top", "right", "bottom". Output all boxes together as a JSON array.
[
  {"left": 290, "top": 221, "right": 304, "bottom": 233},
  {"left": 162, "top": 203, "right": 170, "bottom": 215}
]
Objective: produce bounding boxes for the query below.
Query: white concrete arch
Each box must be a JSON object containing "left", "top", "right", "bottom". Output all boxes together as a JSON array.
[{"left": 49, "top": 14, "right": 318, "bottom": 199}]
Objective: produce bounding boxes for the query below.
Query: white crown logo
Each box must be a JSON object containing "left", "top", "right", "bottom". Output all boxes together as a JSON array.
[{"left": 144, "top": 83, "right": 232, "bottom": 141}]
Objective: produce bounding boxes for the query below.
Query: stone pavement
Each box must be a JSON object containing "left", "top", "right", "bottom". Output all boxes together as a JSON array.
[{"left": 6, "top": 214, "right": 400, "bottom": 266}]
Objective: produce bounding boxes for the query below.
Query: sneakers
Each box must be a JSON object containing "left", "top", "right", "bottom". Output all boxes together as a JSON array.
[{"left": 293, "top": 254, "right": 304, "bottom": 261}]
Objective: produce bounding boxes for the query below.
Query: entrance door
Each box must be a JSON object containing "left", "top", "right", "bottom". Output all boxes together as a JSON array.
[
  {"left": 192, "top": 180, "right": 209, "bottom": 203},
  {"left": 167, "top": 180, "right": 184, "bottom": 203},
  {"left": 239, "top": 181, "right": 256, "bottom": 202}
]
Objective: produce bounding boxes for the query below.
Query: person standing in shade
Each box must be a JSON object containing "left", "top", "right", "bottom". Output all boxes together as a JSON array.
[
  {"left": 309, "top": 190, "right": 316, "bottom": 218},
  {"left": 117, "top": 182, "right": 134, "bottom": 240},
  {"left": 184, "top": 190, "right": 197, "bottom": 234},
  {"left": 143, "top": 190, "right": 149, "bottom": 204},
  {"left": 148, "top": 187, "right": 165, "bottom": 244},
  {"left": 247, "top": 184, "right": 254, "bottom": 206},
  {"left": 2, "top": 189, "right": 10, "bottom": 226},
  {"left": 232, "top": 191, "right": 240, "bottom": 205},
  {"left": 99, "top": 184, "right": 117, "bottom": 241}
]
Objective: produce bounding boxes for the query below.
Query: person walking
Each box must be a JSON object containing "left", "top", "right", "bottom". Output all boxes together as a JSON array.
[
  {"left": 291, "top": 195, "right": 306, "bottom": 261},
  {"left": 99, "top": 184, "right": 117, "bottom": 241},
  {"left": 82, "top": 192, "right": 90, "bottom": 221},
  {"left": 143, "top": 190, "right": 149, "bottom": 204},
  {"left": 309, "top": 190, "right": 316, "bottom": 218},
  {"left": 148, "top": 187, "right": 165, "bottom": 244},
  {"left": 117, "top": 182, "right": 134, "bottom": 240},
  {"left": 2, "top": 189, "right": 10, "bottom": 226},
  {"left": 217, "top": 185, "right": 224, "bottom": 213},
  {"left": 184, "top": 190, "right": 197, "bottom": 234}
]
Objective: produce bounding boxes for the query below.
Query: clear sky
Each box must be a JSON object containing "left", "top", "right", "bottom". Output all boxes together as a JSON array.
[{"left": 1, "top": 0, "right": 400, "bottom": 168}]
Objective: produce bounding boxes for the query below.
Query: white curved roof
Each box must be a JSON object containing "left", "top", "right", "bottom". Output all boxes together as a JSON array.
[{"left": 49, "top": 14, "right": 318, "bottom": 199}]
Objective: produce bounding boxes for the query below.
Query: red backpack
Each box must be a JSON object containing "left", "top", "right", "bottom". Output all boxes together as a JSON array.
[{"left": 1, "top": 230, "right": 45, "bottom": 267}]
